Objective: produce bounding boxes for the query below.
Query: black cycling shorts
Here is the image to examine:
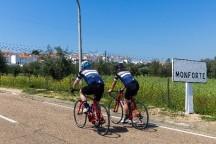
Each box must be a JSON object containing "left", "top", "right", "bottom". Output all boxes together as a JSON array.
[
  {"left": 81, "top": 84, "right": 104, "bottom": 101},
  {"left": 125, "top": 80, "right": 139, "bottom": 100}
]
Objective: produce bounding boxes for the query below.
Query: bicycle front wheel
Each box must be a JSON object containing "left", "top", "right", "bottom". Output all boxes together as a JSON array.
[
  {"left": 132, "top": 104, "right": 149, "bottom": 129},
  {"left": 73, "top": 100, "right": 87, "bottom": 128},
  {"left": 95, "top": 104, "right": 110, "bottom": 136},
  {"left": 109, "top": 99, "right": 123, "bottom": 124}
]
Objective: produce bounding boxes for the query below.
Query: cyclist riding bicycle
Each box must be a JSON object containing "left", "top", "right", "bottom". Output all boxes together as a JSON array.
[
  {"left": 108, "top": 63, "right": 139, "bottom": 123},
  {"left": 72, "top": 60, "right": 105, "bottom": 113}
]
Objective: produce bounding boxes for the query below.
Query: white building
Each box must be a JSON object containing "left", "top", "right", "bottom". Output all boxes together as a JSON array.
[{"left": 3, "top": 52, "right": 38, "bottom": 66}]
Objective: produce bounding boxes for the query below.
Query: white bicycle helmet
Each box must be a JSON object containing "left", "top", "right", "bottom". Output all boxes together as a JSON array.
[{"left": 81, "top": 60, "right": 91, "bottom": 70}]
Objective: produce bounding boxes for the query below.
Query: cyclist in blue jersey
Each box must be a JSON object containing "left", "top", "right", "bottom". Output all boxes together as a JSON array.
[
  {"left": 72, "top": 61, "right": 104, "bottom": 113},
  {"left": 108, "top": 63, "right": 139, "bottom": 123}
]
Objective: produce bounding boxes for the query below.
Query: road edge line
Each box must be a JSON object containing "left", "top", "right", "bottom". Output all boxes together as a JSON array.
[
  {"left": 0, "top": 115, "right": 17, "bottom": 123},
  {"left": 43, "top": 101, "right": 216, "bottom": 140},
  {"left": 159, "top": 125, "right": 216, "bottom": 140}
]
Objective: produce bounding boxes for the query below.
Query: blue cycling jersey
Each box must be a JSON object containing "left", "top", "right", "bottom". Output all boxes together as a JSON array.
[
  {"left": 114, "top": 71, "right": 135, "bottom": 87},
  {"left": 77, "top": 69, "right": 104, "bottom": 85}
]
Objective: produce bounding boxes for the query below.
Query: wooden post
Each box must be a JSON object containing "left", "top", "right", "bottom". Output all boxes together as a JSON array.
[{"left": 167, "top": 78, "right": 171, "bottom": 107}]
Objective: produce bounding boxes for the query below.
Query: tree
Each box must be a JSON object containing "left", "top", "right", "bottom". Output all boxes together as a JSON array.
[
  {"left": 31, "top": 49, "right": 42, "bottom": 55},
  {"left": 23, "top": 62, "right": 42, "bottom": 76},
  {"left": 139, "top": 67, "right": 149, "bottom": 76},
  {"left": 208, "top": 61, "right": 216, "bottom": 78},
  {"left": 40, "top": 47, "right": 73, "bottom": 80},
  {"left": 46, "top": 44, "right": 53, "bottom": 58},
  {"left": 149, "top": 60, "right": 162, "bottom": 76},
  {"left": 128, "top": 64, "right": 140, "bottom": 76},
  {"left": 93, "top": 61, "right": 115, "bottom": 75},
  {"left": 160, "top": 58, "right": 172, "bottom": 77},
  {"left": 54, "top": 46, "right": 64, "bottom": 57},
  {"left": 7, "top": 65, "right": 22, "bottom": 77},
  {"left": 0, "top": 51, "right": 7, "bottom": 73},
  {"left": 46, "top": 57, "right": 72, "bottom": 80},
  {"left": 203, "top": 58, "right": 216, "bottom": 78}
]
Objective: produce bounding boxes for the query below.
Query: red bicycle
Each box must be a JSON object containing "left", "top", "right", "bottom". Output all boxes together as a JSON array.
[
  {"left": 109, "top": 89, "right": 149, "bottom": 129},
  {"left": 73, "top": 90, "right": 110, "bottom": 136}
]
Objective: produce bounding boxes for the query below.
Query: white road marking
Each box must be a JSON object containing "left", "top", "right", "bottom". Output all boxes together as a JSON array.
[
  {"left": 0, "top": 115, "right": 17, "bottom": 123},
  {"left": 43, "top": 102, "right": 73, "bottom": 110},
  {"left": 43, "top": 101, "right": 216, "bottom": 140},
  {"left": 159, "top": 125, "right": 216, "bottom": 140}
]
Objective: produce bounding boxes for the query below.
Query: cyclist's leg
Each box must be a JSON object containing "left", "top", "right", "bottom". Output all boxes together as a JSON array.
[
  {"left": 93, "top": 84, "right": 105, "bottom": 122},
  {"left": 81, "top": 86, "right": 93, "bottom": 111},
  {"left": 122, "top": 91, "right": 132, "bottom": 123},
  {"left": 80, "top": 88, "right": 87, "bottom": 101},
  {"left": 128, "top": 81, "right": 141, "bottom": 118},
  {"left": 123, "top": 81, "right": 139, "bottom": 122},
  {"left": 93, "top": 85, "right": 109, "bottom": 135}
]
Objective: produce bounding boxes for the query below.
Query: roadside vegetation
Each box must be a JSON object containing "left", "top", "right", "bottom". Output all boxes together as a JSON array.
[{"left": 0, "top": 48, "right": 216, "bottom": 120}]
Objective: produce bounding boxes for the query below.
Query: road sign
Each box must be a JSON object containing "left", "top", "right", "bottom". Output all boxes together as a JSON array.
[
  {"left": 172, "top": 58, "right": 207, "bottom": 83},
  {"left": 172, "top": 58, "right": 207, "bottom": 114}
]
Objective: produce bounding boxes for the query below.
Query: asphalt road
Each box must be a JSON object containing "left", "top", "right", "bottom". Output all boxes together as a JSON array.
[{"left": 0, "top": 89, "right": 215, "bottom": 144}]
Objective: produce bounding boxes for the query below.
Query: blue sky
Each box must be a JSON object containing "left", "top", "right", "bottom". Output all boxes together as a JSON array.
[{"left": 0, "top": 0, "right": 216, "bottom": 60}]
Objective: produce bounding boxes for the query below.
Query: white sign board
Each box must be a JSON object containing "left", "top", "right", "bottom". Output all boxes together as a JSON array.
[{"left": 172, "top": 58, "right": 207, "bottom": 83}]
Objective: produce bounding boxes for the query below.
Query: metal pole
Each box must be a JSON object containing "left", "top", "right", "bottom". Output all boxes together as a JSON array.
[
  {"left": 185, "top": 82, "right": 194, "bottom": 114},
  {"left": 76, "top": 0, "right": 83, "bottom": 71}
]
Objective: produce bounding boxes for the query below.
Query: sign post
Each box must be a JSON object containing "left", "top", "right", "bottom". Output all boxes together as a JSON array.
[
  {"left": 172, "top": 58, "right": 207, "bottom": 114},
  {"left": 185, "top": 82, "right": 193, "bottom": 114}
]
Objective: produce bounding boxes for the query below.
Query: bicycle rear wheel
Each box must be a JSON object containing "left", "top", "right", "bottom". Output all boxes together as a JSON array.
[
  {"left": 132, "top": 104, "right": 149, "bottom": 129},
  {"left": 73, "top": 100, "right": 87, "bottom": 128},
  {"left": 95, "top": 104, "right": 110, "bottom": 136},
  {"left": 109, "top": 99, "right": 123, "bottom": 124}
]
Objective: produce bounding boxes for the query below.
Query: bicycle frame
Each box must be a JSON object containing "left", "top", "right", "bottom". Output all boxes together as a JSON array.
[
  {"left": 73, "top": 89, "right": 110, "bottom": 135},
  {"left": 76, "top": 96, "right": 101, "bottom": 124},
  {"left": 109, "top": 89, "right": 149, "bottom": 129},
  {"left": 111, "top": 90, "right": 138, "bottom": 120},
  {"left": 112, "top": 90, "right": 124, "bottom": 112},
  {"left": 89, "top": 100, "right": 102, "bottom": 124},
  {"left": 127, "top": 99, "right": 139, "bottom": 120}
]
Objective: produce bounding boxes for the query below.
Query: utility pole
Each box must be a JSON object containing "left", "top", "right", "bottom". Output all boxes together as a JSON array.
[
  {"left": 76, "top": 0, "right": 83, "bottom": 71},
  {"left": 104, "top": 50, "right": 107, "bottom": 63}
]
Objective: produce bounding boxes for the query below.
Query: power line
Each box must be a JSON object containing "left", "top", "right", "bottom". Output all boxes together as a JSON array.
[{"left": 0, "top": 41, "right": 50, "bottom": 53}]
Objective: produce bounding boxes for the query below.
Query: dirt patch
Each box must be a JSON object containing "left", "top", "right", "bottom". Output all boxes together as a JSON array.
[
  {"left": 149, "top": 107, "right": 216, "bottom": 136},
  {"left": 0, "top": 87, "right": 22, "bottom": 94},
  {"left": 150, "top": 107, "right": 202, "bottom": 122}
]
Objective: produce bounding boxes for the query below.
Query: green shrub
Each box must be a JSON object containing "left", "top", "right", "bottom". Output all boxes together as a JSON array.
[{"left": 0, "top": 75, "right": 215, "bottom": 117}]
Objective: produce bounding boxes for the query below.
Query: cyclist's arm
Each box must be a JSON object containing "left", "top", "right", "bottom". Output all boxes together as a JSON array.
[
  {"left": 120, "top": 86, "right": 126, "bottom": 91},
  {"left": 72, "top": 78, "right": 80, "bottom": 89},
  {"left": 109, "top": 80, "right": 117, "bottom": 92},
  {"left": 73, "top": 72, "right": 82, "bottom": 89},
  {"left": 109, "top": 74, "right": 119, "bottom": 92}
]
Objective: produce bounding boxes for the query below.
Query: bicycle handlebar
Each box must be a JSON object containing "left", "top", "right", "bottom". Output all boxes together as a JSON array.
[
  {"left": 108, "top": 89, "right": 124, "bottom": 99},
  {"left": 109, "top": 88, "right": 124, "bottom": 93},
  {"left": 70, "top": 88, "right": 80, "bottom": 96}
]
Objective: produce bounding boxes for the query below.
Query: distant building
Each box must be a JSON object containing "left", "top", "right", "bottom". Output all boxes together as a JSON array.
[
  {"left": 2, "top": 51, "right": 38, "bottom": 66},
  {"left": 2, "top": 50, "right": 148, "bottom": 66},
  {"left": 17, "top": 53, "right": 38, "bottom": 66}
]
